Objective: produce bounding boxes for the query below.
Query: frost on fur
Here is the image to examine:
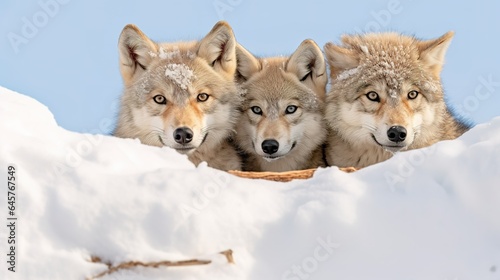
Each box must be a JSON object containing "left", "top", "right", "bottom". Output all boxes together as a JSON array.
[
  {"left": 148, "top": 51, "right": 158, "bottom": 58},
  {"left": 324, "top": 32, "right": 470, "bottom": 169},
  {"left": 186, "top": 50, "right": 196, "bottom": 60},
  {"left": 336, "top": 67, "right": 360, "bottom": 81},
  {"left": 159, "top": 47, "right": 181, "bottom": 60},
  {"left": 164, "top": 64, "right": 195, "bottom": 90}
]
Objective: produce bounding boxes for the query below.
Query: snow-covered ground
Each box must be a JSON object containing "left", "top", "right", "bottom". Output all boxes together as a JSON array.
[{"left": 1, "top": 85, "right": 499, "bottom": 280}]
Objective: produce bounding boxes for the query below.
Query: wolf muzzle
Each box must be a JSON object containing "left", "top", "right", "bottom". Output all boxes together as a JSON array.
[
  {"left": 173, "top": 127, "right": 194, "bottom": 144},
  {"left": 387, "top": 126, "right": 407, "bottom": 143},
  {"left": 262, "top": 139, "right": 279, "bottom": 155}
]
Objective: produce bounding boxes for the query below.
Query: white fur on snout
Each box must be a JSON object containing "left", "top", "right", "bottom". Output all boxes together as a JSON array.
[
  {"left": 416, "top": 105, "right": 435, "bottom": 132},
  {"left": 254, "top": 122, "right": 295, "bottom": 158},
  {"left": 371, "top": 115, "right": 416, "bottom": 149},
  {"left": 203, "top": 103, "right": 235, "bottom": 147},
  {"left": 131, "top": 107, "right": 164, "bottom": 146},
  {"left": 130, "top": 106, "right": 207, "bottom": 152},
  {"left": 337, "top": 105, "right": 377, "bottom": 147},
  {"left": 337, "top": 105, "right": 418, "bottom": 149},
  {"left": 411, "top": 113, "right": 424, "bottom": 138},
  {"left": 161, "top": 117, "right": 206, "bottom": 152},
  {"left": 205, "top": 103, "right": 232, "bottom": 133}
]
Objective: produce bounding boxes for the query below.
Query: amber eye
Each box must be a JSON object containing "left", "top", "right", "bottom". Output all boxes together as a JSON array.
[
  {"left": 285, "top": 105, "right": 298, "bottom": 114},
  {"left": 408, "top": 90, "right": 419, "bottom": 100},
  {"left": 197, "top": 93, "right": 209, "bottom": 102},
  {"left": 153, "top": 95, "right": 166, "bottom": 105},
  {"left": 251, "top": 106, "right": 262, "bottom": 115},
  {"left": 366, "top": 91, "right": 380, "bottom": 102}
]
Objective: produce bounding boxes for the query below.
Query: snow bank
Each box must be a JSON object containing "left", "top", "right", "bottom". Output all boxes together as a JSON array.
[{"left": 0, "top": 85, "right": 499, "bottom": 280}]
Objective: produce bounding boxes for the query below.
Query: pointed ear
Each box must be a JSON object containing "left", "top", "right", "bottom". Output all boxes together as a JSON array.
[
  {"left": 324, "top": 42, "right": 360, "bottom": 79},
  {"left": 286, "top": 39, "right": 327, "bottom": 98},
  {"left": 197, "top": 21, "right": 237, "bottom": 79},
  {"left": 236, "top": 43, "right": 261, "bottom": 81},
  {"left": 118, "top": 24, "right": 158, "bottom": 86},
  {"left": 417, "top": 31, "right": 454, "bottom": 78}
]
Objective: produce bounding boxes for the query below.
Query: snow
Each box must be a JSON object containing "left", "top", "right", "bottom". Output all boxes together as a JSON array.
[
  {"left": 148, "top": 51, "right": 158, "bottom": 58},
  {"left": 1, "top": 85, "right": 500, "bottom": 280},
  {"left": 164, "top": 63, "right": 195, "bottom": 90},
  {"left": 336, "top": 66, "right": 360, "bottom": 81},
  {"left": 360, "top": 45, "right": 369, "bottom": 55},
  {"left": 158, "top": 47, "right": 181, "bottom": 60}
]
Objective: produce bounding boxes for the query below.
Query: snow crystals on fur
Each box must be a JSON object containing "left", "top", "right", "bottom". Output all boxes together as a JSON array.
[
  {"left": 159, "top": 46, "right": 181, "bottom": 60},
  {"left": 359, "top": 43, "right": 415, "bottom": 91},
  {"left": 332, "top": 35, "right": 440, "bottom": 97},
  {"left": 164, "top": 63, "right": 195, "bottom": 90},
  {"left": 336, "top": 66, "right": 360, "bottom": 81}
]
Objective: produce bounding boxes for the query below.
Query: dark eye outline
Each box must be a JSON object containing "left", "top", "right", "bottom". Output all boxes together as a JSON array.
[
  {"left": 366, "top": 91, "right": 380, "bottom": 102},
  {"left": 251, "top": 106, "right": 262, "bottom": 115},
  {"left": 285, "top": 105, "right": 298, "bottom": 114},
  {"left": 197, "top": 93, "right": 210, "bottom": 102},
  {"left": 153, "top": 95, "right": 167, "bottom": 105},
  {"left": 408, "top": 90, "right": 419, "bottom": 100}
]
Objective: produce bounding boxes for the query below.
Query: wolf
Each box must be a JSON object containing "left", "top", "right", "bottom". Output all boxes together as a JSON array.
[
  {"left": 235, "top": 39, "right": 328, "bottom": 172},
  {"left": 114, "top": 21, "right": 243, "bottom": 171},
  {"left": 324, "top": 31, "right": 471, "bottom": 168}
]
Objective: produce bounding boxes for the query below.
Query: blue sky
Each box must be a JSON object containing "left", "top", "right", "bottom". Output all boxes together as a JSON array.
[{"left": 1, "top": 0, "right": 499, "bottom": 133}]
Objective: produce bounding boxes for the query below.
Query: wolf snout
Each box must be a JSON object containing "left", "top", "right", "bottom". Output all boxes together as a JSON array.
[
  {"left": 173, "top": 127, "right": 194, "bottom": 144},
  {"left": 387, "top": 126, "right": 407, "bottom": 143},
  {"left": 261, "top": 139, "right": 279, "bottom": 154}
]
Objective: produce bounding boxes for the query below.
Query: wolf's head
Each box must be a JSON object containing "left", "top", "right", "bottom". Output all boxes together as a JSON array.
[
  {"left": 324, "top": 32, "right": 454, "bottom": 152},
  {"left": 235, "top": 40, "right": 327, "bottom": 168},
  {"left": 114, "top": 21, "right": 241, "bottom": 155}
]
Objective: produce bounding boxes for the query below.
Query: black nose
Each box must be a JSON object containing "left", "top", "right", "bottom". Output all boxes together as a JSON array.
[
  {"left": 261, "top": 139, "right": 279, "bottom": 154},
  {"left": 173, "top": 127, "right": 193, "bottom": 144},
  {"left": 387, "top": 126, "right": 407, "bottom": 143}
]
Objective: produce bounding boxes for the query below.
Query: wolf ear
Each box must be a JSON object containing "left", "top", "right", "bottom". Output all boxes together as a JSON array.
[
  {"left": 324, "top": 42, "right": 360, "bottom": 79},
  {"left": 417, "top": 31, "right": 454, "bottom": 78},
  {"left": 118, "top": 24, "right": 158, "bottom": 86},
  {"left": 286, "top": 39, "right": 327, "bottom": 98},
  {"left": 197, "top": 21, "right": 237, "bottom": 79},
  {"left": 236, "top": 43, "right": 261, "bottom": 81}
]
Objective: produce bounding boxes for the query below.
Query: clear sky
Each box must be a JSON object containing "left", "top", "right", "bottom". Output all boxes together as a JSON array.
[{"left": 1, "top": 0, "right": 499, "bottom": 133}]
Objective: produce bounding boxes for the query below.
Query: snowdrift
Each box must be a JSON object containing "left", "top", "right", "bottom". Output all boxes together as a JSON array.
[{"left": 0, "top": 86, "right": 499, "bottom": 280}]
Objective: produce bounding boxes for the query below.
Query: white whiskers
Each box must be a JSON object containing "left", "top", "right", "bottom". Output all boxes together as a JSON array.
[{"left": 362, "top": 124, "right": 377, "bottom": 132}]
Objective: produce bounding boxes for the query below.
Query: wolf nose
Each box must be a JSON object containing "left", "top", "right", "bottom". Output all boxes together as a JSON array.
[
  {"left": 173, "top": 127, "right": 193, "bottom": 144},
  {"left": 387, "top": 126, "right": 407, "bottom": 143},
  {"left": 261, "top": 139, "right": 279, "bottom": 154}
]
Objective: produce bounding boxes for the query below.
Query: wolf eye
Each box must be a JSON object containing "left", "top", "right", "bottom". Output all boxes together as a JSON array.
[
  {"left": 153, "top": 95, "right": 167, "bottom": 105},
  {"left": 285, "top": 105, "right": 298, "bottom": 114},
  {"left": 251, "top": 106, "right": 262, "bottom": 115},
  {"left": 197, "top": 93, "right": 209, "bottom": 102},
  {"left": 366, "top": 91, "right": 380, "bottom": 102},
  {"left": 408, "top": 90, "right": 419, "bottom": 100}
]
